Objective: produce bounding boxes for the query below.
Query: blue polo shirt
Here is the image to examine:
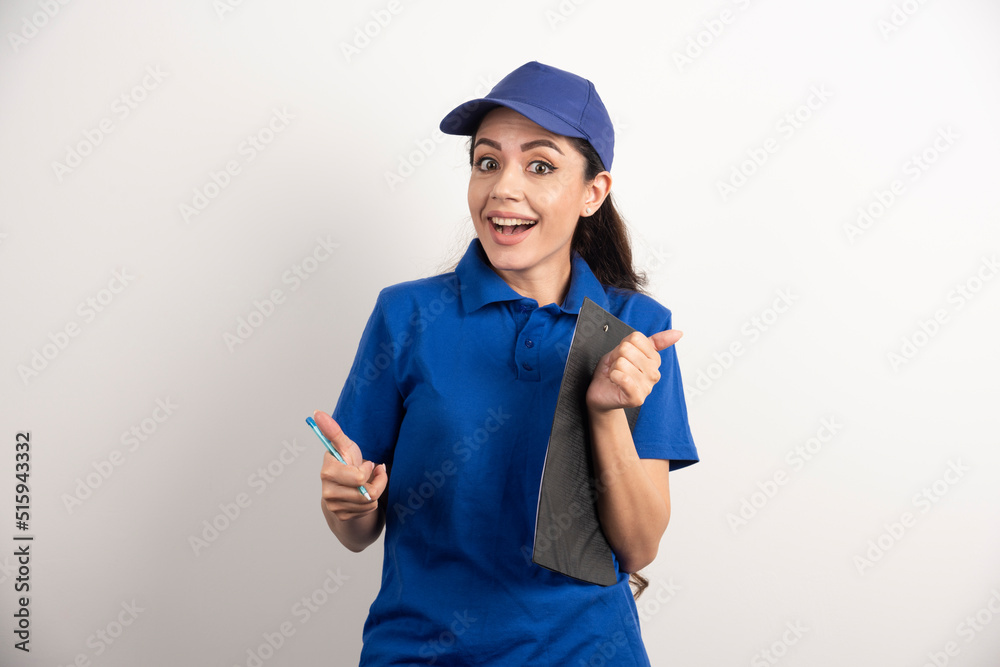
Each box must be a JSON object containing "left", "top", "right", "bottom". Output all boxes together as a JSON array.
[{"left": 331, "top": 238, "right": 698, "bottom": 666}]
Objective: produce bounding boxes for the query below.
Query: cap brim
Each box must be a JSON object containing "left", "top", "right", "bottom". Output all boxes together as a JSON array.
[{"left": 439, "top": 97, "right": 588, "bottom": 142}]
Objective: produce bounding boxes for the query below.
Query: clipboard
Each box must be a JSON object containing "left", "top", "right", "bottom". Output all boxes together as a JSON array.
[{"left": 532, "top": 297, "right": 641, "bottom": 586}]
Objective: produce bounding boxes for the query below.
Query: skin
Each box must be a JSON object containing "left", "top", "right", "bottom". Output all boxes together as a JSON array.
[{"left": 319, "top": 107, "right": 680, "bottom": 572}]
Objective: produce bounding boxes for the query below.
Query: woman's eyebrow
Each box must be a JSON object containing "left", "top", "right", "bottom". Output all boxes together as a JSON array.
[
  {"left": 473, "top": 137, "right": 564, "bottom": 155},
  {"left": 473, "top": 138, "right": 501, "bottom": 150},
  {"left": 520, "top": 139, "right": 563, "bottom": 155}
]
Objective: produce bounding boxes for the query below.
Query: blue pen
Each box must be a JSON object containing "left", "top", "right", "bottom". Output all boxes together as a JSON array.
[{"left": 306, "top": 416, "right": 372, "bottom": 501}]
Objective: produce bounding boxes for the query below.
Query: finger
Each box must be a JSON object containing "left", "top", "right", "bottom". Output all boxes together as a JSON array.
[
  {"left": 623, "top": 331, "right": 658, "bottom": 358},
  {"left": 608, "top": 366, "right": 637, "bottom": 395},
  {"left": 322, "top": 479, "right": 374, "bottom": 508},
  {"left": 611, "top": 346, "right": 664, "bottom": 397},
  {"left": 320, "top": 451, "right": 372, "bottom": 488},
  {"left": 611, "top": 367, "right": 655, "bottom": 408},
  {"left": 321, "top": 466, "right": 378, "bottom": 508},
  {"left": 619, "top": 332, "right": 666, "bottom": 368},
  {"left": 366, "top": 463, "right": 389, "bottom": 500},
  {"left": 312, "top": 410, "right": 364, "bottom": 465},
  {"left": 323, "top": 486, "right": 377, "bottom": 519},
  {"left": 650, "top": 329, "right": 683, "bottom": 352},
  {"left": 609, "top": 353, "right": 638, "bottom": 384},
  {"left": 613, "top": 341, "right": 661, "bottom": 384}
]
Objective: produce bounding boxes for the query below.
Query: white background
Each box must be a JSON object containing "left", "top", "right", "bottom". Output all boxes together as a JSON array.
[{"left": 2, "top": 1, "right": 999, "bottom": 665}]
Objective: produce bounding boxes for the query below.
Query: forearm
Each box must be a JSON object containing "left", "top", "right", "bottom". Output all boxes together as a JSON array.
[
  {"left": 588, "top": 407, "right": 671, "bottom": 573},
  {"left": 321, "top": 498, "right": 386, "bottom": 552}
]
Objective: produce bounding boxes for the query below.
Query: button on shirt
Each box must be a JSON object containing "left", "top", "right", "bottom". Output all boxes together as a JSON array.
[{"left": 332, "top": 238, "right": 698, "bottom": 666}]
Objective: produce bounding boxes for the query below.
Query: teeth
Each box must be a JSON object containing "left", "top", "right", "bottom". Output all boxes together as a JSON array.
[{"left": 490, "top": 217, "right": 537, "bottom": 226}]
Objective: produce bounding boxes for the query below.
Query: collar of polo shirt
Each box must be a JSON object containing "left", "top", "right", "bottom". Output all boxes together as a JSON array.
[{"left": 455, "top": 238, "right": 611, "bottom": 315}]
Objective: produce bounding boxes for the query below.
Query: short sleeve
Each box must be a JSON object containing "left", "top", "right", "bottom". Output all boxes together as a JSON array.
[
  {"left": 631, "top": 308, "right": 699, "bottom": 471},
  {"left": 330, "top": 291, "right": 405, "bottom": 467}
]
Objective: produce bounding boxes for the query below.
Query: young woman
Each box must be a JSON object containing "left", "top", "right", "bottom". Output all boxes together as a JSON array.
[{"left": 316, "top": 61, "right": 698, "bottom": 666}]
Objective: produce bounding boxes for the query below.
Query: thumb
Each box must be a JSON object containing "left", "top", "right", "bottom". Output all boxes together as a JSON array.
[{"left": 651, "top": 329, "right": 683, "bottom": 351}]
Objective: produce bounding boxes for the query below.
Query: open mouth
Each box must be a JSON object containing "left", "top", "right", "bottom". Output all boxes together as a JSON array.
[{"left": 490, "top": 217, "right": 538, "bottom": 236}]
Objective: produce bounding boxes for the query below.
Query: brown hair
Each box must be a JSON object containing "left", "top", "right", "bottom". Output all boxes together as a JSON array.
[
  {"left": 563, "top": 136, "right": 649, "bottom": 296},
  {"left": 452, "top": 129, "right": 653, "bottom": 599}
]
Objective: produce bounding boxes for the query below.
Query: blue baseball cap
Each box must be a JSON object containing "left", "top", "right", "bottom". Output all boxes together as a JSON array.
[{"left": 439, "top": 61, "right": 615, "bottom": 171}]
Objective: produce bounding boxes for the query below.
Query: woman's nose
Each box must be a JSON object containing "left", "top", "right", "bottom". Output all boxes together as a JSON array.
[{"left": 490, "top": 164, "right": 523, "bottom": 201}]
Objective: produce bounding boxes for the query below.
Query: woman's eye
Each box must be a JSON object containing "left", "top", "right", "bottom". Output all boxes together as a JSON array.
[
  {"left": 529, "top": 161, "right": 555, "bottom": 175},
  {"left": 475, "top": 157, "right": 499, "bottom": 171}
]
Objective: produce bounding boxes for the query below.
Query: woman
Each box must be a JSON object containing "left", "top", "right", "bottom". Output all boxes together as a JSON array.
[{"left": 316, "top": 61, "right": 698, "bottom": 666}]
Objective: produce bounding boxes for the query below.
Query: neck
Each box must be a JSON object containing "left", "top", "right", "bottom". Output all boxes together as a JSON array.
[{"left": 490, "top": 252, "right": 573, "bottom": 308}]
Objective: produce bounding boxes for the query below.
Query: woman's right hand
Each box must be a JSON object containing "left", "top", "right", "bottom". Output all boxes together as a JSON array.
[{"left": 314, "top": 410, "right": 389, "bottom": 523}]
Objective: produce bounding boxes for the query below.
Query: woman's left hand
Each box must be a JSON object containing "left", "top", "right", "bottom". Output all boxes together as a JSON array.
[{"left": 586, "top": 330, "right": 683, "bottom": 413}]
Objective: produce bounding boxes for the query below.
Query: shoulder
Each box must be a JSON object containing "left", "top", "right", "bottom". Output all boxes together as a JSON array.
[
  {"left": 373, "top": 271, "right": 463, "bottom": 322},
  {"left": 603, "top": 286, "right": 674, "bottom": 334}
]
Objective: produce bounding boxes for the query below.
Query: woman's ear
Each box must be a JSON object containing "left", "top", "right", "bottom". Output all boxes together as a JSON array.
[{"left": 581, "top": 171, "right": 612, "bottom": 216}]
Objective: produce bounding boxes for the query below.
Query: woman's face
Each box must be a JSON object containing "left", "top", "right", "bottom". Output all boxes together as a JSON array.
[{"left": 468, "top": 107, "right": 604, "bottom": 286}]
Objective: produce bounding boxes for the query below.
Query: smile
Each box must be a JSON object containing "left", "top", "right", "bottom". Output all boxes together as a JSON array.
[{"left": 490, "top": 217, "right": 538, "bottom": 236}]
